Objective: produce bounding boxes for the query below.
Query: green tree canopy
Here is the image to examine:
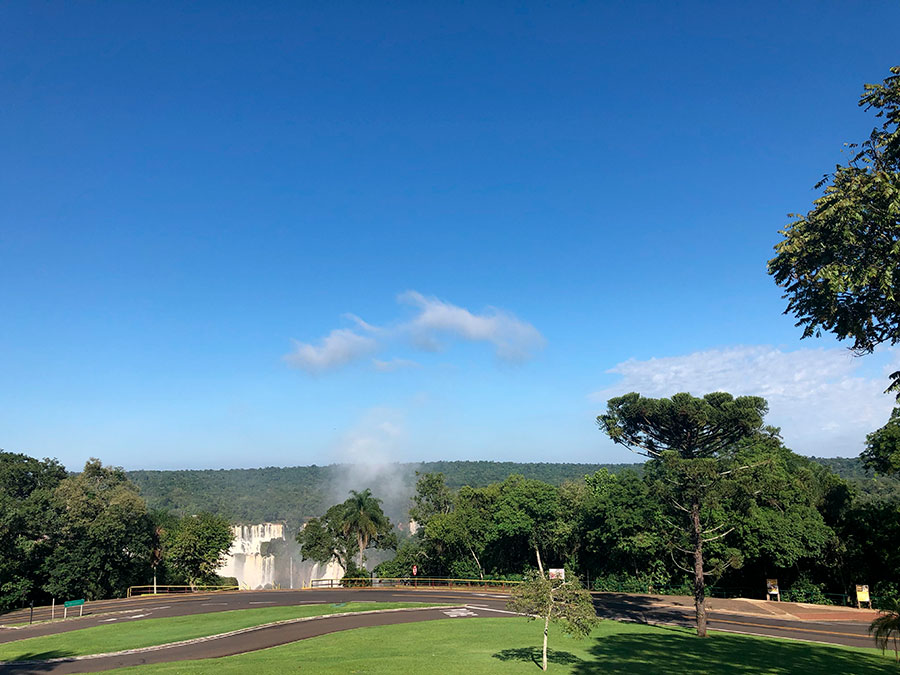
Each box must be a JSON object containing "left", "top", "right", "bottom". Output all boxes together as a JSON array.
[
  {"left": 862, "top": 407, "right": 900, "bottom": 477},
  {"left": 164, "top": 513, "right": 233, "bottom": 588},
  {"left": 297, "top": 489, "right": 396, "bottom": 571},
  {"left": 768, "top": 66, "right": 900, "bottom": 393},
  {"left": 598, "top": 392, "right": 768, "bottom": 637},
  {"left": 44, "top": 459, "right": 154, "bottom": 601},
  {"left": 507, "top": 570, "right": 598, "bottom": 672},
  {"left": 0, "top": 451, "right": 67, "bottom": 609}
]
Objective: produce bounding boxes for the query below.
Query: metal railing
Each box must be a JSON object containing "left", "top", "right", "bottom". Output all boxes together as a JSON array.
[
  {"left": 309, "top": 577, "right": 522, "bottom": 591},
  {"left": 126, "top": 585, "right": 241, "bottom": 598}
]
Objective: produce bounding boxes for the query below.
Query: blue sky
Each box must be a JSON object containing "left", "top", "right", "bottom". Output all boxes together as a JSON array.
[{"left": 2, "top": 2, "right": 899, "bottom": 470}]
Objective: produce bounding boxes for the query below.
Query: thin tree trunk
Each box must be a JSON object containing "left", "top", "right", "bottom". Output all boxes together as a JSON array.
[
  {"left": 535, "top": 545, "right": 545, "bottom": 579},
  {"left": 542, "top": 609, "right": 550, "bottom": 671},
  {"left": 469, "top": 546, "right": 484, "bottom": 580},
  {"left": 691, "top": 494, "right": 707, "bottom": 638},
  {"left": 357, "top": 533, "right": 364, "bottom": 570}
]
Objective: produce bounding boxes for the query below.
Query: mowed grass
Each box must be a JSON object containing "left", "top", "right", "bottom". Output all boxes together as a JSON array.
[
  {"left": 105, "top": 617, "right": 897, "bottom": 675},
  {"left": 0, "top": 602, "right": 436, "bottom": 662}
]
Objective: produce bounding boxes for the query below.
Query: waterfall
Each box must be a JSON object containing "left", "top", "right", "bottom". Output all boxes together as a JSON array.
[{"left": 217, "top": 522, "right": 344, "bottom": 589}]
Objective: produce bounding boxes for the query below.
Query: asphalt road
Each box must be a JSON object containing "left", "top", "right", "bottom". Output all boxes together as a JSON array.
[
  {"left": 591, "top": 593, "right": 875, "bottom": 650},
  {"left": 0, "top": 588, "right": 879, "bottom": 674}
]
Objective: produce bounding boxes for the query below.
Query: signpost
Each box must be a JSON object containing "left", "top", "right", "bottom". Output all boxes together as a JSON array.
[
  {"left": 412, "top": 564, "right": 417, "bottom": 588},
  {"left": 766, "top": 579, "right": 780, "bottom": 602},
  {"left": 856, "top": 584, "right": 871, "bottom": 609},
  {"left": 548, "top": 569, "right": 565, "bottom": 580},
  {"left": 64, "top": 598, "right": 85, "bottom": 619}
]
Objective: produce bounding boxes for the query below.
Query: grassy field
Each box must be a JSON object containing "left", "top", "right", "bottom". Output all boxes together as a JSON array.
[
  {"left": 103, "top": 617, "right": 897, "bottom": 674},
  {"left": 0, "top": 602, "right": 436, "bottom": 662}
]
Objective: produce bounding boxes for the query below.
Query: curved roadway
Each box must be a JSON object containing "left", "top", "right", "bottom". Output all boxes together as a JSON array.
[{"left": 0, "top": 588, "right": 879, "bottom": 674}]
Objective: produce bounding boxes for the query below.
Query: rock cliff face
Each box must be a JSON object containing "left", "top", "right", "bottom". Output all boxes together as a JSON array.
[{"left": 217, "top": 523, "right": 343, "bottom": 589}]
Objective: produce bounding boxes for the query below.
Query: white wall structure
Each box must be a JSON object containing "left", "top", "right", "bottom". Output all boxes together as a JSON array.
[{"left": 217, "top": 522, "right": 344, "bottom": 590}]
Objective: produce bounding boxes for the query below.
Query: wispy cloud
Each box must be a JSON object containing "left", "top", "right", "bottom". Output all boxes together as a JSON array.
[
  {"left": 592, "top": 345, "right": 898, "bottom": 455},
  {"left": 284, "top": 329, "right": 377, "bottom": 374},
  {"left": 398, "top": 291, "right": 546, "bottom": 362},
  {"left": 285, "top": 291, "right": 544, "bottom": 375}
]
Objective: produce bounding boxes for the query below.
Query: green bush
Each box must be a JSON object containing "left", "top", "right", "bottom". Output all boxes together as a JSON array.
[
  {"left": 784, "top": 574, "right": 832, "bottom": 605},
  {"left": 340, "top": 561, "right": 372, "bottom": 587}
]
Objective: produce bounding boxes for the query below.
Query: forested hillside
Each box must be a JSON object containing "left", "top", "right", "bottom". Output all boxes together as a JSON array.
[
  {"left": 128, "top": 457, "right": 898, "bottom": 526},
  {"left": 128, "top": 461, "right": 635, "bottom": 526}
]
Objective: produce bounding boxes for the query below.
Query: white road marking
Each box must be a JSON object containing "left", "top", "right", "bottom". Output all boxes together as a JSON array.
[
  {"left": 442, "top": 608, "right": 478, "bottom": 618},
  {"left": 152, "top": 606, "right": 171, "bottom": 610},
  {"left": 125, "top": 614, "right": 149, "bottom": 619},
  {"left": 99, "top": 618, "right": 118, "bottom": 622},
  {"left": 466, "top": 605, "right": 521, "bottom": 615},
  {"left": 201, "top": 603, "right": 228, "bottom": 606},
  {"left": 249, "top": 601, "right": 275, "bottom": 604}
]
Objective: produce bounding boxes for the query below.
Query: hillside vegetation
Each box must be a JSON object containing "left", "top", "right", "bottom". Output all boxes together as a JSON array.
[{"left": 127, "top": 458, "right": 896, "bottom": 525}]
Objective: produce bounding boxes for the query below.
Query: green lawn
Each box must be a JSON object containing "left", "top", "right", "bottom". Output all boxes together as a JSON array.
[
  {"left": 106, "top": 617, "right": 897, "bottom": 675},
  {"left": 0, "top": 602, "right": 436, "bottom": 662}
]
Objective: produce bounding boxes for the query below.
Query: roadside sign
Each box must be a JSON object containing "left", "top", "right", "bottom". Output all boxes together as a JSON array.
[
  {"left": 766, "top": 579, "right": 780, "bottom": 601},
  {"left": 548, "top": 569, "right": 565, "bottom": 580},
  {"left": 63, "top": 598, "right": 85, "bottom": 619},
  {"left": 412, "top": 565, "right": 418, "bottom": 576},
  {"left": 856, "top": 584, "right": 871, "bottom": 608}
]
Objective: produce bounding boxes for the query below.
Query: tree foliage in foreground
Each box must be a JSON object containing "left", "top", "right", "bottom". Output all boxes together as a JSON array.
[
  {"left": 598, "top": 392, "right": 768, "bottom": 637},
  {"left": 869, "top": 597, "right": 900, "bottom": 662},
  {"left": 44, "top": 459, "right": 155, "bottom": 601},
  {"left": 507, "top": 570, "right": 598, "bottom": 672},
  {"left": 768, "top": 66, "right": 900, "bottom": 395}
]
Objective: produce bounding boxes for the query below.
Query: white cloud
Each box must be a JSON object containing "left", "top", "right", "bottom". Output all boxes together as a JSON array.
[
  {"left": 285, "top": 291, "right": 544, "bottom": 375},
  {"left": 592, "top": 345, "right": 898, "bottom": 456},
  {"left": 284, "top": 329, "right": 377, "bottom": 374},
  {"left": 373, "top": 358, "right": 421, "bottom": 372},
  {"left": 398, "top": 291, "right": 546, "bottom": 362}
]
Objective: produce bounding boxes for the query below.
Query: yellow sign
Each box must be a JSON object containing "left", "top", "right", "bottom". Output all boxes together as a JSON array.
[
  {"left": 766, "top": 579, "right": 779, "bottom": 594},
  {"left": 856, "top": 585, "right": 870, "bottom": 603}
]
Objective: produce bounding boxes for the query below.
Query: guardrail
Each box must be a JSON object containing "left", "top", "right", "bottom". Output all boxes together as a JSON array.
[
  {"left": 126, "top": 585, "right": 241, "bottom": 598},
  {"left": 309, "top": 577, "right": 523, "bottom": 591}
]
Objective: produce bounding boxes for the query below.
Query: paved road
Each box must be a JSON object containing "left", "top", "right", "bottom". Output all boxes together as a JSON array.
[
  {"left": 592, "top": 593, "right": 875, "bottom": 649},
  {"left": 0, "top": 604, "right": 502, "bottom": 674},
  {"left": 0, "top": 589, "right": 510, "bottom": 644},
  {"left": 0, "top": 588, "right": 879, "bottom": 674}
]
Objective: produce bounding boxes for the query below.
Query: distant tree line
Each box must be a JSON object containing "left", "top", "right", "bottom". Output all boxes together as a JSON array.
[
  {"left": 0, "top": 452, "right": 233, "bottom": 611},
  {"left": 125, "top": 458, "right": 894, "bottom": 528}
]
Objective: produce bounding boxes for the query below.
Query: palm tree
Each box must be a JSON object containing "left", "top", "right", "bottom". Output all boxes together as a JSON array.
[
  {"left": 870, "top": 597, "right": 900, "bottom": 663},
  {"left": 341, "top": 489, "right": 391, "bottom": 569}
]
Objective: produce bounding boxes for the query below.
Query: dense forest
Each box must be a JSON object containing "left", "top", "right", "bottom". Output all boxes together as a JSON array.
[
  {"left": 0, "top": 452, "right": 235, "bottom": 612},
  {"left": 128, "top": 461, "right": 635, "bottom": 527},
  {"left": 128, "top": 457, "right": 899, "bottom": 526}
]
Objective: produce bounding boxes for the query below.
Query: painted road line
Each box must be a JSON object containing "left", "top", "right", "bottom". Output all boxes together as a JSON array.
[
  {"left": 248, "top": 601, "right": 275, "bottom": 604},
  {"left": 467, "top": 605, "right": 521, "bottom": 615},
  {"left": 712, "top": 617, "right": 868, "bottom": 640},
  {"left": 442, "top": 608, "right": 478, "bottom": 618},
  {"left": 201, "top": 603, "right": 228, "bottom": 606},
  {"left": 124, "top": 614, "right": 149, "bottom": 619}
]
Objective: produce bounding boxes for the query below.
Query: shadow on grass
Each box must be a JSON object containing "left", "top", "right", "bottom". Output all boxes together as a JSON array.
[
  {"left": 493, "top": 647, "right": 584, "bottom": 668},
  {"left": 0, "top": 649, "right": 77, "bottom": 673},
  {"left": 568, "top": 633, "right": 895, "bottom": 675}
]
